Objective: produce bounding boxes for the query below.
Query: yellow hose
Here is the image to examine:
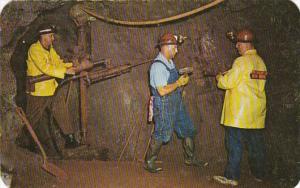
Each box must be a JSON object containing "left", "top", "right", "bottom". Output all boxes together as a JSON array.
[{"left": 82, "top": 0, "right": 224, "bottom": 26}]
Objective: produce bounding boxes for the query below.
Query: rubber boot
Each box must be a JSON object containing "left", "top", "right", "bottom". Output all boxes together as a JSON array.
[
  {"left": 183, "top": 137, "right": 208, "bottom": 167},
  {"left": 144, "top": 139, "right": 163, "bottom": 173},
  {"left": 65, "top": 133, "right": 81, "bottom": 149},
  {"left": 39, "top": 136, "right": 62, "bottom": 159}
]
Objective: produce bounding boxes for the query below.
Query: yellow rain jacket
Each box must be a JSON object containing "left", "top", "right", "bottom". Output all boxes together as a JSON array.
[
  {"left": 217, "top": 49, "right": 267, "bottom": 129},
  {"left": 26, "top": 41, "right": 73, "bottom": 96}
]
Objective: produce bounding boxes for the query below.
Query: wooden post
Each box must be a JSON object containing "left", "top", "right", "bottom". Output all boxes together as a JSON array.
[
  {"left": 70, "top": 4, "right": 91, "bottom": 144},
  {"left": 78, "top": 25, "right": 89, "bottom": 144}
]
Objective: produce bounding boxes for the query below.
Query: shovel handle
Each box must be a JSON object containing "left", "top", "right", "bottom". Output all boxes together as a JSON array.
[{"left": 15, "top": 107, "right": 48, "bottom": 161}]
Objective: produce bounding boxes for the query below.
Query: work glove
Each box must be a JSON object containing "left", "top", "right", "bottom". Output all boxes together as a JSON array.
[
  {"left": 216, "top": 71, "right": 227, "bottom": 82},
  {"left": 66, "top": 67, "right": 76, "bottom": 75},
  {"left": 176, "top": 75, "right": 189, "bottom": 87},
  {"left": 73, "top": 59, "right": 93, "bottom": 73},
  {"left": 216, "top": 73, "right": 222, "bottom": 82}
]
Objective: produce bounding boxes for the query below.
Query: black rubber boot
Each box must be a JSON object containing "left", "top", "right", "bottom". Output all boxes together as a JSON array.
[
  {"left": 144, "top": 139, "right": 163, "bottom": 173},
  {"left": 41, "top": 137, "right": 62, "bottom": 159},
  {"left": 65, "top": 133, "right": 81, "bottom": 149},
  {"left": 183, "top": 137, "right": 208, "bottom": 167}
]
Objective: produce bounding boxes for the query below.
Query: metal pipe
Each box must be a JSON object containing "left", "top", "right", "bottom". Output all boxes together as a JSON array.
[{"left": 78, "top": 25, "right": 89, "bottom": 144}]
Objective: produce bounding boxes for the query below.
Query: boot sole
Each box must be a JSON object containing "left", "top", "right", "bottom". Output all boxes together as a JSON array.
[
  {"left": 144, "top": 166, "right": 163, "bottom": 173},
  {"left": 184, "top": 161, "right": 209, "bottom": 167}
]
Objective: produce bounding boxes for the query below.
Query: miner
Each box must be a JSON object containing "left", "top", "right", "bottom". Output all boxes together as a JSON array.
[
  {"left": 16, "top": 23, "right": 81, "bottom": 152},
  {"left": 145, "top": 33, "right": 208, "bottom": 173},
  {"left": 213, "top": 29, "right": 267, "bottom": 186}
]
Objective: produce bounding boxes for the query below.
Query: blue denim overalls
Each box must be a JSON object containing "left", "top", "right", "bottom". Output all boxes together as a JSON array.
[{"left": 151, "top": 60, "right": 196, "bottom": 143}]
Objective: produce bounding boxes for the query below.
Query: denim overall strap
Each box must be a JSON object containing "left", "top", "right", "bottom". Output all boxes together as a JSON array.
[{"left": 166, "top": 64, "right": 179, "bottom": 85}]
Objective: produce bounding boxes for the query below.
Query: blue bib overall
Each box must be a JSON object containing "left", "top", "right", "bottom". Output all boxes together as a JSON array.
[{"left": 151, "top": 60, "right": 196, "bottom": 143}]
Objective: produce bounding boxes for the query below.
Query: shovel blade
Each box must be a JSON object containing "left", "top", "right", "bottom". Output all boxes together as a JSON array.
[{"left": 42, "top": 162, "right": 68, "bottom": 181}]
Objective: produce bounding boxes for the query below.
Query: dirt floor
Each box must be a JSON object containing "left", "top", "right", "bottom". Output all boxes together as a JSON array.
[{"left": 1, "top": 143, "right": 280, "bottom": 188}]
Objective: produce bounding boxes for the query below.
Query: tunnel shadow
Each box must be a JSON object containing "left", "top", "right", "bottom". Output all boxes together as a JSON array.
[{"left": 10, "top": 36, "right": 35, "bottom": 110}]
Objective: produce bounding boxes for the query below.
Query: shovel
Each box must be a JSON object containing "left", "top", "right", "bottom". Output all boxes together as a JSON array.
[{"left": 15, "top": 107, "right": 68, "bottom": 181}]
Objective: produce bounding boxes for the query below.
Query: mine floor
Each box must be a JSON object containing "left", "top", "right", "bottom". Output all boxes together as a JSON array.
[{"left": 1, "top": 145, "right": 278, "bottom": 188}]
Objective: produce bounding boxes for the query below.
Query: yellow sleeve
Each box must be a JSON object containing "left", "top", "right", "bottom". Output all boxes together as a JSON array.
[
  {"left": 64, "top": 63, "right": 73, "bottom": 68},
  {"left": 217, "top": 58, "right": 243, "bottom": 89},
  {"left": 28, "top": 47, "right": 66, "bottom": 79}
]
